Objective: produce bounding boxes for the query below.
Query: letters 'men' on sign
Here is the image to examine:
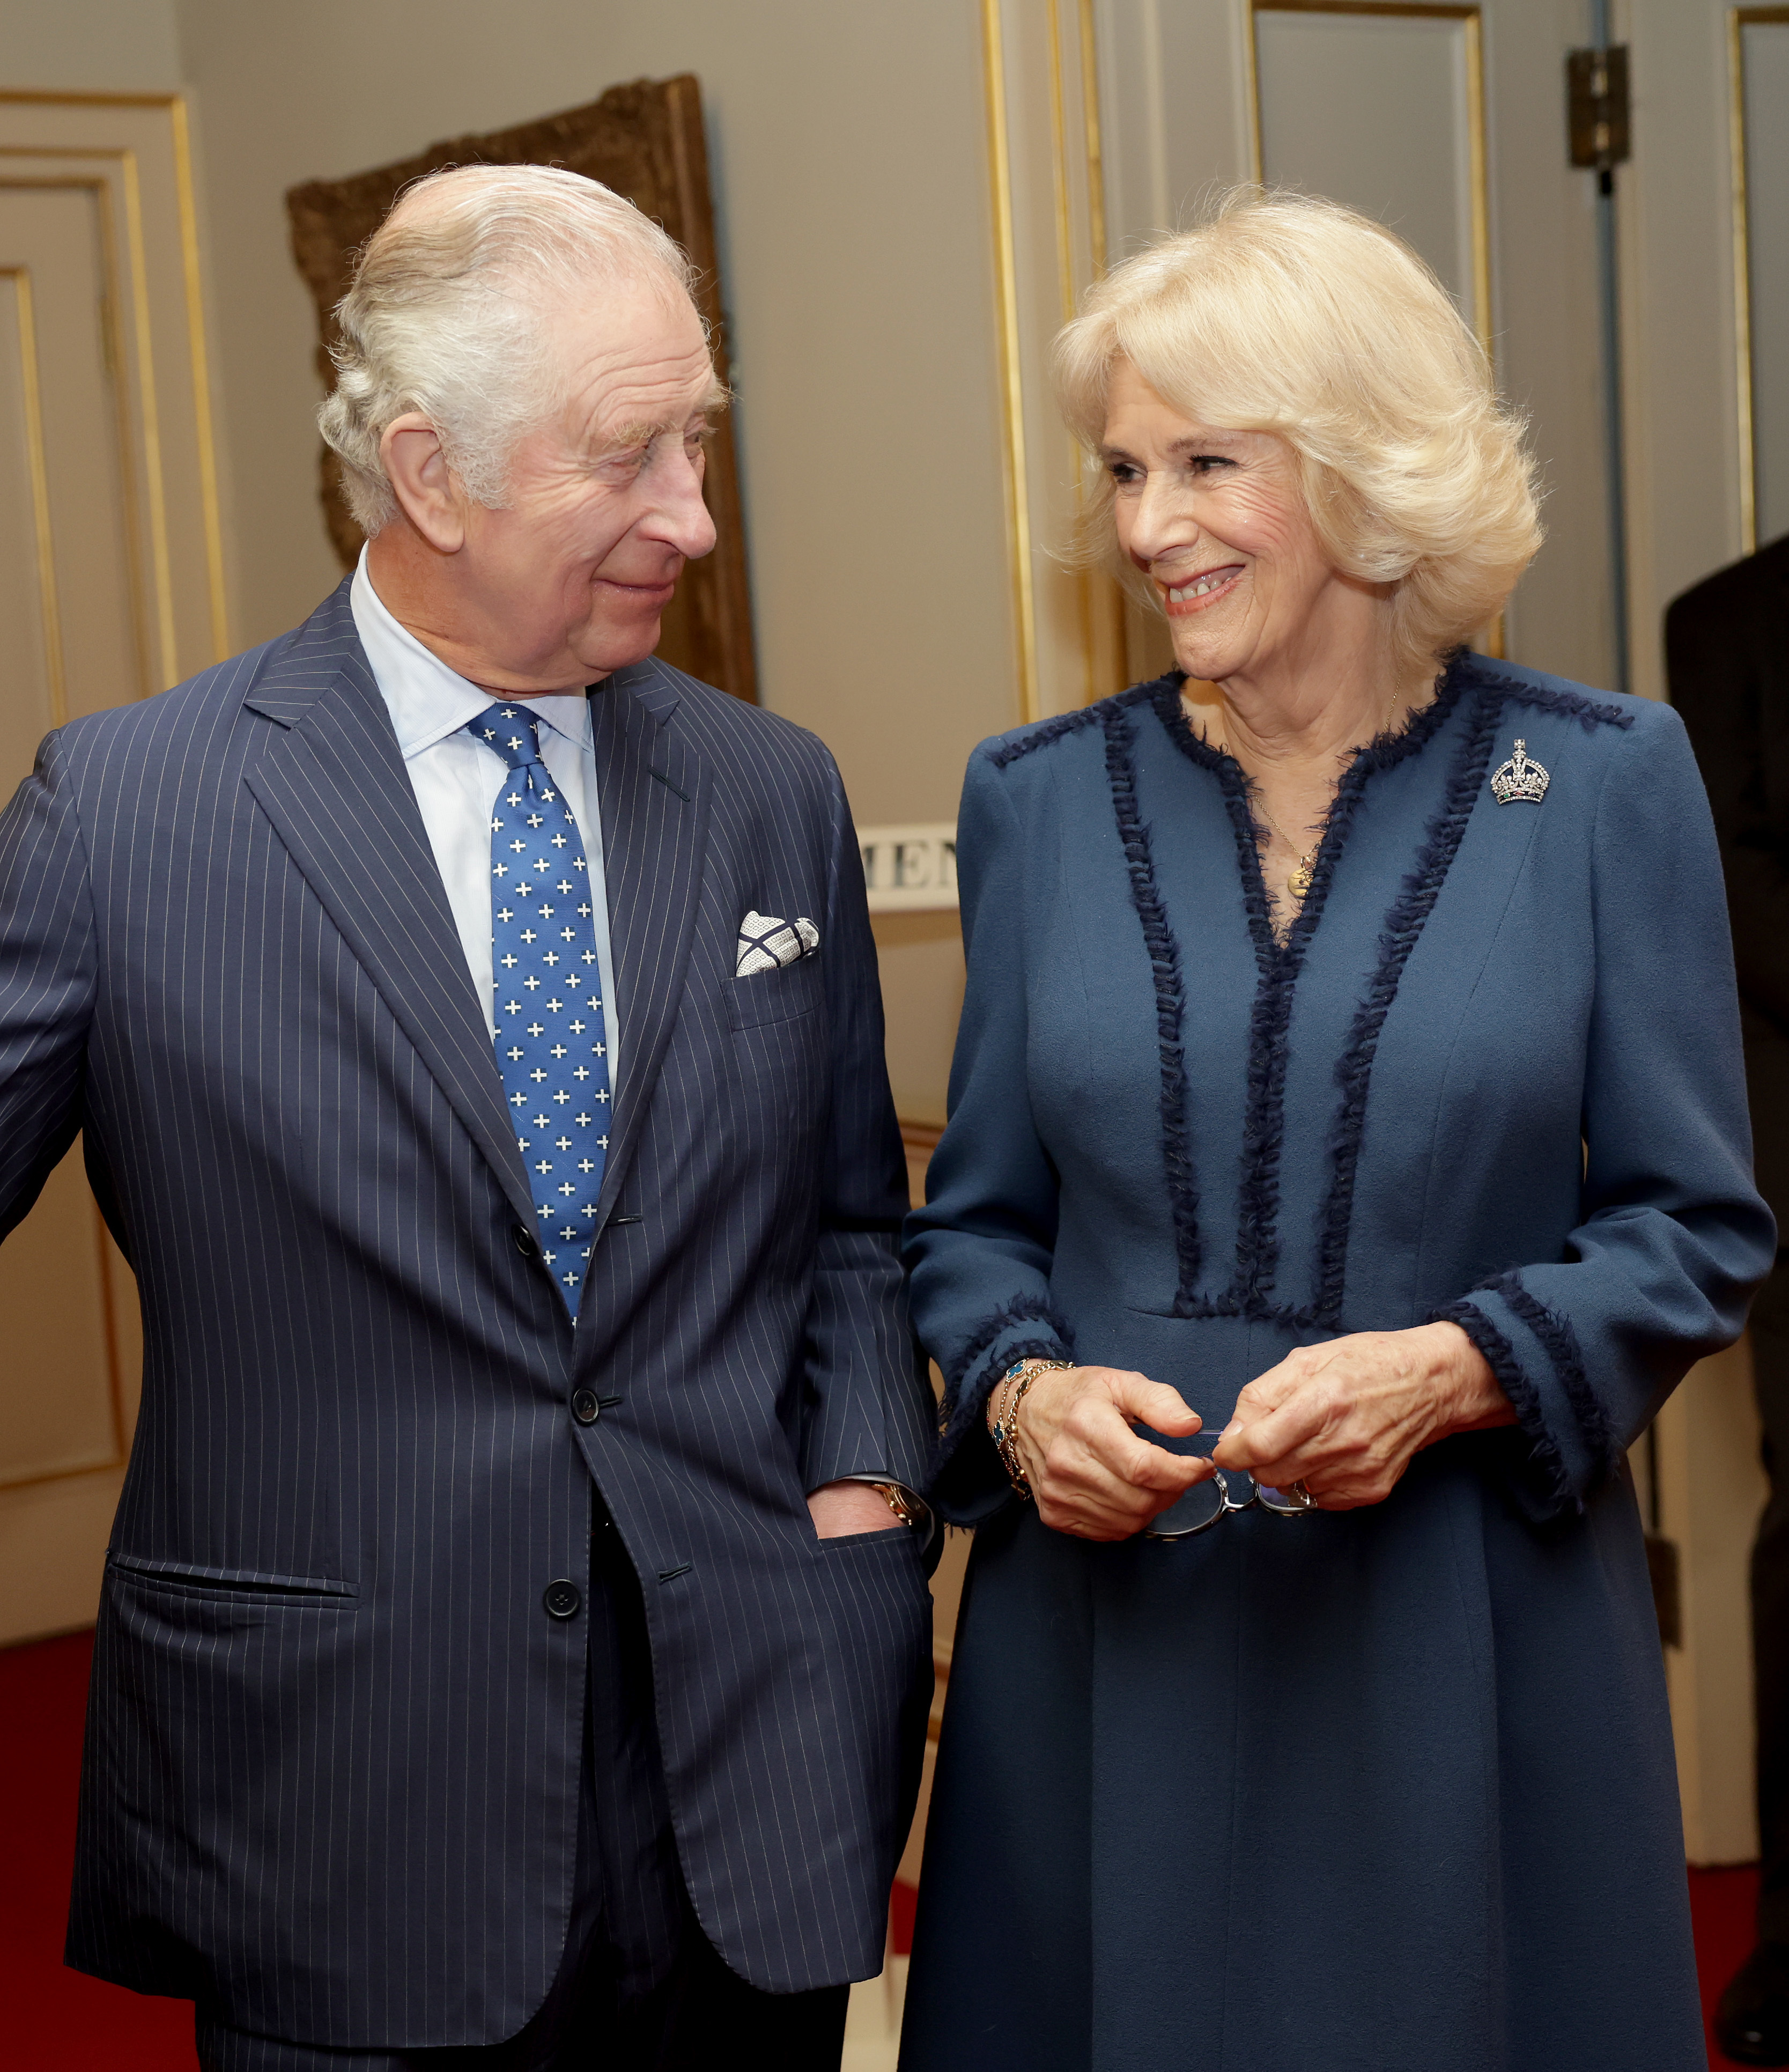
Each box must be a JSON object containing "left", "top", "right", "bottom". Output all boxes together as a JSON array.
[{"left": 859, "top": 822, "right": 958, "bottom": 913}]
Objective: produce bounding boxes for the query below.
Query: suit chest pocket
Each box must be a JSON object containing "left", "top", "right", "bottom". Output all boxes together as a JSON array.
[
  {"left": 725, "top": 954, "right": 829, "bottom": 1145},
  {"left": 726, "top": 950, "right": 825, "bottom": 1031}
]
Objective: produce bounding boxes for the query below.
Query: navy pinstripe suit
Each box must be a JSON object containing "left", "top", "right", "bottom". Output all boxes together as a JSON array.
[{"left": 0, "top": 583, "right": 935, "bottom": 2048}]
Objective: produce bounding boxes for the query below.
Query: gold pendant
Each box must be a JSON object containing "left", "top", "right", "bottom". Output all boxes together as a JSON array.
[{"left": 1288, "top": 854, "right": 1315, "bottom": 902}]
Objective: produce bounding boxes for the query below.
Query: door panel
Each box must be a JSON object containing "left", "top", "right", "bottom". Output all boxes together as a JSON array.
[
  {"left": 1254, "top": 9, "right": 1486, "bottom": 331},
  {"left": 0, "top": 94, "right": 224, "bottom": 1646},
  {"left": 0, "top": 182, "right": 143, "bottom": 782}
]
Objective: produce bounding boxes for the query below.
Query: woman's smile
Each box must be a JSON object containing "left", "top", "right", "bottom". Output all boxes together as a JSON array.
[{"left": 1161, "top": 564, "right": 1245, "bottom": 614}]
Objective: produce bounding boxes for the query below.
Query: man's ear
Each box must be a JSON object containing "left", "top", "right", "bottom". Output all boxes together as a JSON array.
[{"left": 380, "top": 414, "right": 466, "bottom": 554}]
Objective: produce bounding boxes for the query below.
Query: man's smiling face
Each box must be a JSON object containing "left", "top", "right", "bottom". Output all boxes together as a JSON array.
[{"left": 450, "top": 279, "right": 722, "bottom": 685}]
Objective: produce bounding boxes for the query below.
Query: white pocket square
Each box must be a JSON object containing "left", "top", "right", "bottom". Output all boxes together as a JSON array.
[{"left": 737, "top": 910, "right": 820, "bottom": 976}]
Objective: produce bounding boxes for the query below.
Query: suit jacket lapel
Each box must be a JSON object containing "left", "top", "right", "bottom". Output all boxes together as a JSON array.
[
  {"left": 592, "top": 659, "right": 709, "bottom": 1213},
  {"left": 242, "top": 586, "right": 537, "bottom": 1236}
]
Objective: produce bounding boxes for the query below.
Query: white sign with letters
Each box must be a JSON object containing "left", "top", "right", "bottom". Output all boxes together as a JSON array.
[{"left": 859, "top": 822, "right": 958, "bottom": 912}]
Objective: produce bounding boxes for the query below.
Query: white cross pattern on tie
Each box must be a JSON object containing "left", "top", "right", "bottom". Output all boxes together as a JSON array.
[{"left": 470, "top": 703, "right": 612, "bottom": 1315}]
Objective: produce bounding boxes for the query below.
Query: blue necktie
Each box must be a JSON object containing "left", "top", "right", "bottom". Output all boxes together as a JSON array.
[{"left": 469, "top": 703, "right": 612, "bottom": 1316}]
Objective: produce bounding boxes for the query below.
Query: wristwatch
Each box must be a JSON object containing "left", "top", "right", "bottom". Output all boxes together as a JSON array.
[
  {"left": 865, "top": 1480, "right": 923, "bottom": 1527},
  {"left": 832, "top": 1474, "right": 932, "bottom": 1543}
]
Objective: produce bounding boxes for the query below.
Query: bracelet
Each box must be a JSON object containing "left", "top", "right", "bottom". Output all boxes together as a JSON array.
[
  {"left": 991, "top": 1370, "right": 1037, "bottom": 1500},
  {"left": 985, "top": 1356, "right": 1066, "bottom": 1440},
  {"left": 989, "top": 1358, "right": 1073, "bottom": 1501},
  {"left": 986, "top": 1360, "right": 1026, "bottom": 1449}
]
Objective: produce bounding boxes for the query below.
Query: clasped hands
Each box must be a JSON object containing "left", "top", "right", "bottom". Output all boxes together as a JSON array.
[{"left": 996, "top": 1324, "right": 1514, "bottom": 1543}]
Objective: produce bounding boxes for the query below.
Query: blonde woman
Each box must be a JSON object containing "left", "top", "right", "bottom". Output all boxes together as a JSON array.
[{"left": 900, "top": 193, "right": 1771, "bottom": 2070}]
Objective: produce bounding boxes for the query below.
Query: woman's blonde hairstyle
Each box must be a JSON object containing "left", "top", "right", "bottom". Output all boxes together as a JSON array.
[
  {"left": 1054, "top": 190, "right": 1542, "bottom": 673},
  {"left": 320, "top": 163, "right": 699, "bottom": 535}
]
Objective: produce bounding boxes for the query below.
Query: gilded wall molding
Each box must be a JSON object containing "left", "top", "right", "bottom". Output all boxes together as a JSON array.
[
  {"left": 1729, "top": 6, "right": 1789, "bottom": 554},
  {"left": 982, "top": 0, "right": 1127, "bottom": 723}
]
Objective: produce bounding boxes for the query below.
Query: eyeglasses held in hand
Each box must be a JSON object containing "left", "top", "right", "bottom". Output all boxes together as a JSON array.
[{"left": 1142, "top": 1466, "right": 1317, "bottom": 1541}]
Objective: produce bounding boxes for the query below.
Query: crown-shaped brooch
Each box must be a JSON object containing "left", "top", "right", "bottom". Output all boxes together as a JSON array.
[{"left": 1490, "top": 738, "right": 1549, "bottom": 805}]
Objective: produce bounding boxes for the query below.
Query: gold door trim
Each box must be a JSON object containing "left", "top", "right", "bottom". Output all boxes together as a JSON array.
[
  {"left": 1077, "top": 0, "right": 1108, "bottom": 279},
  {"left": 982, "top": 0, "right": 1119, "bottom": 722},
  {"left": 982, "top": 0, "right": 1040, "bottom": 725},
  {"left": 1051, "top": 0, "right": 1127, "bottom": 706},
  {"left": 169, "top": 99, "right": 228, "bottom": 663},
  {"left": 3, "top": 263, "right": 68, "bottom": 727},
  {"left": 1729, "top": 8, "right": 1789, "bottom": 555},
  {"left": 117, "top": 145, "right": 179, "bottom": 689}
]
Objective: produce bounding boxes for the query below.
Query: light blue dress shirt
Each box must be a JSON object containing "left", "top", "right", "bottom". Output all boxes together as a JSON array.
[{"left": 349, "top": 552, "right": 620, "bottom": 1090}]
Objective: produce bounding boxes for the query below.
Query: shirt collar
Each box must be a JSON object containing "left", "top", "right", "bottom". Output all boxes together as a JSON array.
[{"left": 350, "top": 548, "right": 592, "bottom": 758}]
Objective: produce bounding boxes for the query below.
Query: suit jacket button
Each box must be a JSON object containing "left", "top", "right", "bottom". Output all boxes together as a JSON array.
[
  {"left": 543, "top": 1579, "right": 582, "bottom": 1620},
  {"left": 513, "top": 1225, "right": 541, "bottom": 1261},
  {"left": 571, "top": 1389, "right": 600, "bottom": 1425}
]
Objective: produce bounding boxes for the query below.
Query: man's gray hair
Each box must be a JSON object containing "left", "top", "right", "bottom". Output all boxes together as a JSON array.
[{"left": 319, "top": 163, "right": 699, "bottom": 535}]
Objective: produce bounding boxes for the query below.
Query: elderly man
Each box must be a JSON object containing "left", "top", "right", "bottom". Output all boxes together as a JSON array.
[{"left": 0, "top": 166, "right": 934, "bottom": 2070}]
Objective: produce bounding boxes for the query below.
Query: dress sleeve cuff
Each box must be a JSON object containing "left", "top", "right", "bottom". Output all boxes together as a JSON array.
[{"left": 1432, "top": 1277, "right": 1617, "bottom": 1522}]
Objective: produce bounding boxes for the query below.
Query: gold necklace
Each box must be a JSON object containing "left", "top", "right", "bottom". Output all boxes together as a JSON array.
[
  {"left": 1189, "top": 683, "right": 1403, "bottom": 907},
  {"left": 1250, "top": 793, "right": 1319, "bottom": 902}
]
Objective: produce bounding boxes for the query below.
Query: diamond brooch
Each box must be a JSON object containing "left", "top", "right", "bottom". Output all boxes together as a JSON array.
[{"left": 1490, "top": 737, "right": 1549, "bottom": 805}]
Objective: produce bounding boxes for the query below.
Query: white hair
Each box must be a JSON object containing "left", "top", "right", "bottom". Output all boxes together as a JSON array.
[
  {"left": 1054, "top": 189, "right": 1542, "bottom": 674},
  {"left": 319, "top": 163, "right": 701, "bottom": 535}
]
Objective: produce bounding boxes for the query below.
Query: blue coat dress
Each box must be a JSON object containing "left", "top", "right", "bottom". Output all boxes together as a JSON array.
[{"left": 899, "top": 654, "right": 1775, "bottom": 2072}]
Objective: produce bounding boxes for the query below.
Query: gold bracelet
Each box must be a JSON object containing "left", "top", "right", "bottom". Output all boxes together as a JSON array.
[
  {"left": 989, "top": 1359, "right": 1072, "bottom": 1500},
  {"left": 986, "top": 1356, "right": 1068, "bottom": 1439},
  {"left": 997, "top": 1371, "right": 1039, "bottom": 1498}
]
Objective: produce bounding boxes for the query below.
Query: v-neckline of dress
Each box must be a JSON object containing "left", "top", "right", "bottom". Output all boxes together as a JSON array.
[
  {"left": 1098, "top": 655, "right": 1482, "bottom": 1325},
  {"left": 1149, "top": 659, "right": 1472, "bottom": 974}
]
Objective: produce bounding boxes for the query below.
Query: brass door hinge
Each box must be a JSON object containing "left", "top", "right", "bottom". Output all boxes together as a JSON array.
[{"left": 1567, "top": 46, "right": 1631, "bottom": 187}]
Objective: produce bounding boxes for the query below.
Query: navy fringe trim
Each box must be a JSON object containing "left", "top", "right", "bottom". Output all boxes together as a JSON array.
[
  {"left": 1466, "top": 665, "right": 1633, "bottom": 734},
  {"left": 935, "top": 1295, "right": 1076, "bottom": 1457},
  {"left": 1482, "top": 1270, "right": 1616, "bottom": 1475},
  {"left": 1312, "top": 677, "right": 1499, "bottom": 1323},
  {"left": 987, "top": 681, "right": 1163, "bottom": 769},
  {"left": 1150, "top": 680, "right": 1304, "bottom": 1307},
  {"left": 1432, "top": 1297, "right": 1577, "bottom": 1518},
  {"left": 1150, "top": 660, "right": 1471, "bottom": 1319},
  {"left": 1104, "top": 701, "right": 1208, "bottom": 1313}
]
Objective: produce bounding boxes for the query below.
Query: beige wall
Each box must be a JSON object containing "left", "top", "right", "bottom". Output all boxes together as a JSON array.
[{"left": 0, "top": 0, "right": 181, "bottom": 93}]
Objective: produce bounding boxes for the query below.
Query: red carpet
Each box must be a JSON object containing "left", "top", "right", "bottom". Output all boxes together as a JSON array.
[
  {"left": 1, "top": 1629, "right": 195, "bottom": 2069},
  {"left": 1695, "top": 1862, "right": 1763, "bottom": 2066},
  {"left": 0, "top": 1629, "right": 1765, "bottom": 2066}
]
